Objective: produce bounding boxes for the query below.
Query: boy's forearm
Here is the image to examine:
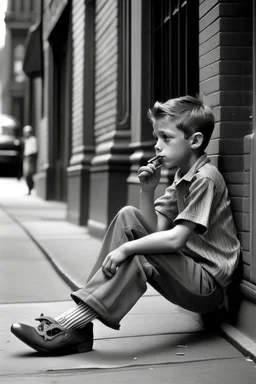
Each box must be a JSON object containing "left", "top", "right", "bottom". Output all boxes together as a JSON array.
[
  {"left": 122, "top": 230, "right": 178, "bottom": 257},
  {"left": 139, "top": 189, "right": 157, "bottom": 230}
]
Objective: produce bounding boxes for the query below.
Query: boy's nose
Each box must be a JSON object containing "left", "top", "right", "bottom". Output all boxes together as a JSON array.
[
  {"left": 154, "top": 144, "right": 161, "bottom": 155},
  {"left": 154, "top": 142, "right": 161, "bottom": 152}
]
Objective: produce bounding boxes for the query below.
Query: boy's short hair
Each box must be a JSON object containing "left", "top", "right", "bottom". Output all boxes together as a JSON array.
[{"left": 148, "top": 95, "right": 215, "bottom": 152}]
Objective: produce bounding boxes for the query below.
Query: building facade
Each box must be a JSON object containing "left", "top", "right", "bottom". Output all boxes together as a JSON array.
[
  {"left": 1, "top": 0, "right": 40, "bottom": 127},
  {"left": 21, "top": 0, "right": 256, "bottom": 344}
]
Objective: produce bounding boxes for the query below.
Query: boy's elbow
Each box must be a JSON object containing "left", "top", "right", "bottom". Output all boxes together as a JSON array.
[
  {"left": 167, "top": 223, "right": 194, "bottom": 251},
  {"left": 173, "top": 240, "right": 185, "bottom": 252},
  {"left": 168, "top": 233, "right": 187, "bottom": 252}
]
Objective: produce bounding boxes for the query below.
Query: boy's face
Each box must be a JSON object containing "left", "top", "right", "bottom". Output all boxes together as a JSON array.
[{"left": 153, "top": 119, "right": 193, "bottom": 172}]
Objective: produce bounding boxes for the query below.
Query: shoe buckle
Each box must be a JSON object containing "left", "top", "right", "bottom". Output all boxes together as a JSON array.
[{"left": 36, "top": 322, "right": 64, "bottom": 341}]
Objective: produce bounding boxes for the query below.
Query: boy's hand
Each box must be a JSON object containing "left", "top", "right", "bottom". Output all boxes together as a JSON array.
[
  {"left": 102, "top": 245, "right": 129, "bottom": 278},
  {"left": 138, "top": 163, "right": 161, "bottom": 192}
]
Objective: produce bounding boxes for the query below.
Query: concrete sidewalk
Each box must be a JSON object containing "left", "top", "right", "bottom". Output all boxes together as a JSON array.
[{"left": 1, "top": 186, "right": 256, "bottom": 382}]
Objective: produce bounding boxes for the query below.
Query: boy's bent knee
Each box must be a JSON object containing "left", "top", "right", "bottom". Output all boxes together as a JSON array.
[
  {"left": 118, "top": 205, "right": 140, "bottom": 217},
  {"left": 117, "top": 206, "right": 152, "bottom": 234}
]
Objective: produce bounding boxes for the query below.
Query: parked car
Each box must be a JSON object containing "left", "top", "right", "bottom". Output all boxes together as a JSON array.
[{"left": 0, "top": 114, "right": 23, "bottom": 179}]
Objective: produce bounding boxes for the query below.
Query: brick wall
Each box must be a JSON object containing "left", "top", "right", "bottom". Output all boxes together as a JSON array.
[
  {"left": 242, "top": 134, "right": 251, "bottom": 280},
  {"left": 199, "top": 0, "right": 252, "bottom": 282}
]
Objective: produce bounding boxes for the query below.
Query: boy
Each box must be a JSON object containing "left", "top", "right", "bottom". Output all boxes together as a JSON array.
[{"left": 11, "top": 96, "right": 240, "bottom": 355}]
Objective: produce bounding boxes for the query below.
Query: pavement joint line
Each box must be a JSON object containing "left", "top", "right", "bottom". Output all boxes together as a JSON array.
[
  {"left": 0, "top": 204, "right": 80, "bottom": 292},
  {"left": 2, "top": 205, "right": 256, "bottom": 364},
  {"left": 43, "top": 356, "right": 244, "bottom": 371},
  {"left": 0, "top": 356, "right": 244, "bottom": 380},
  {"left": 94, "top": 330, "right": 205, "bottom": 341}
]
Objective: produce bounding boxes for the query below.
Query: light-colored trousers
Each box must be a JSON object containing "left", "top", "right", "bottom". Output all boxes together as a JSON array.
[
  {"left": 72, "top": 206, "right": 223, "bottom": 330},
  {"left": 23, "top": 154, "right": 37, "bottom": 192}
]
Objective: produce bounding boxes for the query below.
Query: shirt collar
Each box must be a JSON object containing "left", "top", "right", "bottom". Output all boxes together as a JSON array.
[{"left": 174, "top": 153, "right": 210, "bottom": 185}]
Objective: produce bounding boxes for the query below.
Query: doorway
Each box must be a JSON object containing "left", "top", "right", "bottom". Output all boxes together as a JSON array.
[{"left": 49, "top": 5, "right": 72, "bottom": 202}]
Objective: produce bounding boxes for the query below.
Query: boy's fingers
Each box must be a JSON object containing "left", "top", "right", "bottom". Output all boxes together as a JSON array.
[
  {"left": 102, "top": 257, "right": 116, "bottom": 278},
  {"left": 102, "top": 265, "right": 113, "bottom": 278},
  {"left": 140, "top": 163, "right": 156, "bottom": 172},
  {"left": 147, "top": 163, "right": 156, "bottom": 170},
  {"left": 138, "top": 165, "right": 154, "bottom": 174},
  {"left": 102, "top": 256, "right": 111, "bottom": 276},
  {"left": 138, "top": 166, "right": 156, "bottom": 179},
  {"left": 109, "top": 262, "right": 117, "bottom": 275},
  {"left": 138, "top": 171, "right": 150, "bottom": 178},
  {"left": 101, "top": 255, "right": 109, "bottom": 269}
]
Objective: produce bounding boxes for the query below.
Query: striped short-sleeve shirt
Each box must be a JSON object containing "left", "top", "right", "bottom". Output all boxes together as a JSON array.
[{"left": 154, "top": 153, "right": 241, "bottom": 289}]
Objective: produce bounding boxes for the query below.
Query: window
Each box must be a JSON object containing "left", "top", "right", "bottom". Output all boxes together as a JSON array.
[
  {"left": 13, "top": 44, "right": 25, "bottom": 82},
  {"left": 151, "top": 0, "right": 199, "bottom": 102}
]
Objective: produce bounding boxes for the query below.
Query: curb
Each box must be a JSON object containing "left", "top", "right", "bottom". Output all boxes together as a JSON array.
[
  {"left": 0, "top": 203, "right": 81, "bottom": 292},
  {"left": 219, "top": 323, "right": 256, "bottom": 363}
]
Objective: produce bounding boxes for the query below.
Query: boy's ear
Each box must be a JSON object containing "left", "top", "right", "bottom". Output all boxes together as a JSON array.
[{"left": 190, "top": 132, "right": 204, "bottom": 149}]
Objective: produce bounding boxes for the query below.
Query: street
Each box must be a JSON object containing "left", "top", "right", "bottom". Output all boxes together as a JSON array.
[{"left": 0, "top": 178, "right": 256, "bottom": 384}]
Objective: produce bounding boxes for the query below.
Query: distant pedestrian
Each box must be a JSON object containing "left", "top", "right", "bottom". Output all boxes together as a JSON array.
[
  {"left": 11, "top": 96, "right": 240, "bottom": 355},
  {"left": 22, "top": 125, "right": 38, "bottom": 195}
]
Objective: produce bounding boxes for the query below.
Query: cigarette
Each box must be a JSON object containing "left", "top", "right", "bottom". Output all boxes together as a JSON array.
[
  {"left": 148, "top": 155, "right": 163, "bottom": 169},
  {"left": 148, "top": 155, "right": 162, "bottom": 163}
]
